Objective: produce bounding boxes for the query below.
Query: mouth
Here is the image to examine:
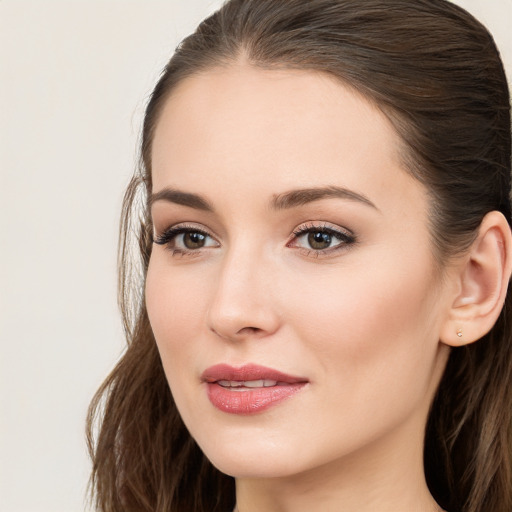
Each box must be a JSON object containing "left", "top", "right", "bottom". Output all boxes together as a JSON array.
[
  {"left": 201, "top": 364, "right": 308, "bottom": 414},
  {"left": 216, "top": 379, "right": 281, "bottom": 389}
]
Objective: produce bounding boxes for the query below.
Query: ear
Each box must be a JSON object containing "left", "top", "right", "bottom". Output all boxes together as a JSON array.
[{"left": 440, "top": 211, "right": 512, "bottom": 347}]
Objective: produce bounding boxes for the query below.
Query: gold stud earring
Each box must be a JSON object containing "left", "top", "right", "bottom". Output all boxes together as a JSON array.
[{"left": 457, "top": 328, "right": 463, "bottom": 338}]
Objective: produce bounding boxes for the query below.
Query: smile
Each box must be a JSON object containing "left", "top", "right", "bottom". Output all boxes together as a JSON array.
[
  {"left": 202, "top": 364, "right": 308, "bottom": 414},
  {"left": 217, "top": 379, "right": 279, "bottom": 389}
]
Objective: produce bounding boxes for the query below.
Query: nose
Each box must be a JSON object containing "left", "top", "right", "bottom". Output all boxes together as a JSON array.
[{"left": 206, "top": 244, "right": 281, "bottom": 342}]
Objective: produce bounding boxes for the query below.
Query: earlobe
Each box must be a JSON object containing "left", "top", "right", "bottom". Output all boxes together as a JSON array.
[{"left": 441, "top": 211, "right": 512, "bottom": 347}]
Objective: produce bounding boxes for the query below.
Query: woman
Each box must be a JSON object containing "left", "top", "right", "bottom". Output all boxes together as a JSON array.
[{"left": 87, "top": 1, "right": 512, "bottom": 511}]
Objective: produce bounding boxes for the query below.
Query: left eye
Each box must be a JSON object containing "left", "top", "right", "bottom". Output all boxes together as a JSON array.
[
  {"left": 305, "top": 231, "right": 335, "bottom": 250},
  {"left": 292, "top": 227, "right": 355, "bottom": 251}
]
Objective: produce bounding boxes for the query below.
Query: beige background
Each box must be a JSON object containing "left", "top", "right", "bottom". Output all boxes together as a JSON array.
[{"left": 1, "top": 1, "right": 510, "bottom": 511}]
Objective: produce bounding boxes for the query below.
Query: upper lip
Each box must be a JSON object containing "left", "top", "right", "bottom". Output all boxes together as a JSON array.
[{"left": 201, "top": 363, "right": 308, "bottom": 384}]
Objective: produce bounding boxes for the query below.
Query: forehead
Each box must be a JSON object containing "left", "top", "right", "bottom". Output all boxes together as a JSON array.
[{"left": 150, "top": 64, "right": 424, "bottom": 216}]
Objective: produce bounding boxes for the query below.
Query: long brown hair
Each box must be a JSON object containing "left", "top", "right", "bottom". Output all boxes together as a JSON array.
[{"left": 87, "top": 1, "right": 512, "bottom": 511}]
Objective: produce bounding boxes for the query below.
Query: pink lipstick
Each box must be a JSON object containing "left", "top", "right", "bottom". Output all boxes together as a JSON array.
[{"left": 201, "top": 364, "right": 308, "bottom": 415}]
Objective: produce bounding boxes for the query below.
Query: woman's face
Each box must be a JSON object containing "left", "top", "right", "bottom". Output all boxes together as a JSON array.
[{"left": 146, "top": 65, "right": 451, "bottom": 479}]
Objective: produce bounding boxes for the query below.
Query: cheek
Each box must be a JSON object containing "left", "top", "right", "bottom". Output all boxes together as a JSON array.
[
  {"left": 283, "top": 249, "right": 440, "bottom": 390},
  {"left": 272, "top": 254, "right": 442, "bottom": 457},
  {"left": 145, "top": 256, "right": 210, "bottom": 374}
]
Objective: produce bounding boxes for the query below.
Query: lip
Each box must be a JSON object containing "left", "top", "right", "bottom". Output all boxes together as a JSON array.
[{"left": 201, "top": 364, "right": 308, "bottom": 415}]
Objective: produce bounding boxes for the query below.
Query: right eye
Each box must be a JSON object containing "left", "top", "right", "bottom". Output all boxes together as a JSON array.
[{"left": 153, "top": 225, "right": 219, "bottom": 255}]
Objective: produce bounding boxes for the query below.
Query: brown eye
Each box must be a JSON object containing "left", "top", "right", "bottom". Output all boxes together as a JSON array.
[
  {"left": 153, "top": 226, "right": 218, "bottom": 253},
  {"left": 308, "top": 231, "right": 332, "bottom": 250},
  {"left": 289, "top": 224, "right": 356, "bottom": 255},
  {"left": 183, "top": 231, "right": 207, "bottom": 249}
]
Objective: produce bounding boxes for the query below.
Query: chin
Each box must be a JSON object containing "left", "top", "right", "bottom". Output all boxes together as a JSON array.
[
  {"left": 206, "top": 451, "right": 306, "bottom": 479},
  {"left": 190, "top": 425, "right": 328, "bottom": 479}
]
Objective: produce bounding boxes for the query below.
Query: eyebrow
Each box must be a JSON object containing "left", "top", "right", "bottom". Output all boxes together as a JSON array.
[
  {"left": 149, "top": 188, "right": 214, "bottom": 211},
  {"left": 149, "top": 185, "right": 378, "bottom": 212},
  {"left": 271, "top": 186, "right": 378, "bottom": 211}
]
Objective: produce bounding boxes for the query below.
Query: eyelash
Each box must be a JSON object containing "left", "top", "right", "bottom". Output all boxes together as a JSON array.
[
  {"left": 288, "top": 222, "right": 356, "bottom": 257},
  {"left": 153, "top": 224, "right": 216, "bottom": 257},
  {"left": 152, "top": 222, "right": 356, "bottom": 258}
]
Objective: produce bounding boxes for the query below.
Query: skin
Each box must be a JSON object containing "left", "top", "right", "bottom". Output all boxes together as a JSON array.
[{"left": 145, "top": 65, "right": 456, "bottom": 512}]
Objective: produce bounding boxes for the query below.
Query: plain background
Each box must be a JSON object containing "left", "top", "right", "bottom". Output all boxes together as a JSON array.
[{"left": 1, "top": 1, "right": 510, "bottom": 511}]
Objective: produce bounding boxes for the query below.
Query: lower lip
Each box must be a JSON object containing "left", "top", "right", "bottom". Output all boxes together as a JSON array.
[{"left": 206, "top": 382, "right": 306, "bottom": 414}]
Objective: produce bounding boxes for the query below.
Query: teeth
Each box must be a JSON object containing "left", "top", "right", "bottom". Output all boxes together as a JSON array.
[
  {"left": 245, "top": 379, "right": 278, "bottom": 388},
  {"left": 217, "top": 379, "right": 278, "bottom": 388},
  {"left": 218, "top": 380, "right": 243, "bottom": 387}
]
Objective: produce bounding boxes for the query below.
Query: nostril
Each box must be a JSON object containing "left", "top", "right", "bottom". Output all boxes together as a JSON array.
[
  {"left": 236, "top": 326, "right": 262, "bottom": 336},
  {"left": 210, "top": 325, "right": 264, "bottom": 341}
]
